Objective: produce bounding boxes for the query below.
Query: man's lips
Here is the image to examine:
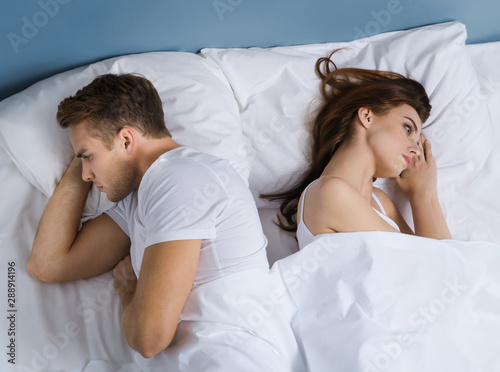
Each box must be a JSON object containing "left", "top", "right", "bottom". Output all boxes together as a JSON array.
[{"left": 403, "top": 154, "right": 412, "bottom": 168}]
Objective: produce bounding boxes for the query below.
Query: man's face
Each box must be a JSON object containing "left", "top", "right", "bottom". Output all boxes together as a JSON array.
[{"left": 68, "top": 120, "right": 139, "bottom": 202}]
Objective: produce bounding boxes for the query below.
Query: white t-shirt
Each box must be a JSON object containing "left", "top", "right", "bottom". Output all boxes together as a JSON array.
[{"left": 106, "top": 147, "right": 269, "bottom": 285}]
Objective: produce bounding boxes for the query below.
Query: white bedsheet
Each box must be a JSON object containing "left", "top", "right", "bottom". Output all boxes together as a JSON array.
[
  {"left": 0, "top": 151, "right": 134, "bottom": 371},
  {"left": 0, "top": 40, "right": 499, "bottom": 372},
  {"left": 276, "top": 232, "right": 500, "bottom": 372},
  {"left": 83, "top": 232, "right": 500, "bottom": 372}
]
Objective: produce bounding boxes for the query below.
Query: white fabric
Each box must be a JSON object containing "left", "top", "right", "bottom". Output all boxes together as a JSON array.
[
  {"left": 296, "top": 180, "right": 317, "bottom": 251},
  {"left": 273, "top": 232, "right": 500, "bottom": 372},
  {"left": 443, "top": 41, "right": 500, "bottom": 243},
  {"left": 200, "top": 22, "right": 495, "bottom": 263},
  {"left": 133, "top": 268, "right": 305, "bottom": 372},
  {"left": 82, "top": 268, "right": 306, "bottom": 372},
  {"left": 372, "top": 192, "right": 401, "bottom": 232},
  {"left": 107, "top": 147, "right": 268, "bottom": 284},
  {"left": 0, "top": 51, "right": 250, "bottom": 225},
  {"left": 0, "top": 148, "right": 134, "bottom": 372},
  {"left": 82, "top": 232, "right": 500, "bottom": 372},
  {"left": 200, "top": 21, "right": 492, "bottom": 219}
]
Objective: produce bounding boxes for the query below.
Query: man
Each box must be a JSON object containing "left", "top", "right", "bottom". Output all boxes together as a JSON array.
[{"left": 27, "top": 73, "right": 269, "bottom": 359}]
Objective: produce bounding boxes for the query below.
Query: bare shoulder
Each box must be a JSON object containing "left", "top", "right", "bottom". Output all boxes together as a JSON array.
[
  {"left": 305, "top": 178, "right": 401, "bottom": 234},
  {"left": 314, "top": 176, "right": 356, "bottom": 201},
  {"left": 307, "top": 177, "right": 368, "bottom": 231}
]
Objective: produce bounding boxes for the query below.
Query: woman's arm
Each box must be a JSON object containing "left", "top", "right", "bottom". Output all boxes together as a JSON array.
[
  {"left": 408, "top": 193, "right": 451, "bottom": 239},
  {"left": 431, "top": 192, "right": 452, "bottom": 238},
  {"left": 395, "top": 136, "right": 452, "bottom": 240}
]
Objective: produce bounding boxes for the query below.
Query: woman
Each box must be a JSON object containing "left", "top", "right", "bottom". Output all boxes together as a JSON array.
[{"left": 262, "top": 50, "right": 451, "bottom": 249}]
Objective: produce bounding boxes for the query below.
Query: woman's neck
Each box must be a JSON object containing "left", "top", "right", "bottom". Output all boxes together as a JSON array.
[{"left": 321, "top": 140, "right": 376, "bottom": 201}]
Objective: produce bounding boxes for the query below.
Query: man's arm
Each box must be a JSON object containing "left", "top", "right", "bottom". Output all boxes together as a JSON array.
[
  {"left": 113, "top": 239, "right": 201, "bottom": 358},
  {"left": 28, "top": 157, "right": 131, "bottom": 283}
]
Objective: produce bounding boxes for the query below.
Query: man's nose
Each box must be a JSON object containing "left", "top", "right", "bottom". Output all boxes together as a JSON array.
[{"left": 82, "top": 163, "right": 94, "bottom": 182}]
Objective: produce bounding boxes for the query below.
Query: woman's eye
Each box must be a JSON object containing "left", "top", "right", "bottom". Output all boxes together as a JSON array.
[{"left": 404, "top": 124, "right": 412, "bottom": 134}]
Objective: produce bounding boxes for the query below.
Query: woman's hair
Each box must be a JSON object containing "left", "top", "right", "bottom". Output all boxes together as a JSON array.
[
  {"left": 261, "top": 49, "right": 432, "bottom": 232},
  {"left": 57, "top": 73, "right": 171, "bottom": 149}
]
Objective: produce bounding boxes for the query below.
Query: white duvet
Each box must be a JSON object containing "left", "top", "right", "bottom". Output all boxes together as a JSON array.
[{"left": 83, "top": 232, "right": 500, "bottom": 372}]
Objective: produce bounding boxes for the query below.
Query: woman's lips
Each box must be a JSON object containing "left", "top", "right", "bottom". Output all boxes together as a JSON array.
[{"left": 403, "top": 154, "right": 412, "bottom": 168}]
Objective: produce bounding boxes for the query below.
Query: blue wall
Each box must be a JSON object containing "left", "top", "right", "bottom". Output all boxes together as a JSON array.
[{"left": 1, "top": 0, "right": 499, "bottom": 101}]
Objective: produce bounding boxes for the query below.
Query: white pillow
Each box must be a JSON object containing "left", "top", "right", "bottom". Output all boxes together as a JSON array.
[
  {"left": 0, "top": 52, "right": 248, "bottom": 221},
  {"left": 200, "top": 21, "right": 492, "bottom": 209},
  {"left": 201, "top": 21, "right": 492, "bottom": 262}
]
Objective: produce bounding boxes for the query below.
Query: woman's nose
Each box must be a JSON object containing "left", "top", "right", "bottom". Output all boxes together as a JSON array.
[{"left": 410, "top": 140, "right": 422, "bottom": 157}]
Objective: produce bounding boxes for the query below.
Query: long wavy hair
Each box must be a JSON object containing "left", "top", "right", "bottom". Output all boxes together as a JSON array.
[{"left": 261, "top": 49, "right": 432, "bottom": 232}]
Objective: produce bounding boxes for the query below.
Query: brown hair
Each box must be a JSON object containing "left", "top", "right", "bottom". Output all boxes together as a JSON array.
[
  {"left": 261, "top": 49, "right": 432, "bottom": 232},
  {"left": 57, "top": 73, "right": 170, "bottom": 148}
]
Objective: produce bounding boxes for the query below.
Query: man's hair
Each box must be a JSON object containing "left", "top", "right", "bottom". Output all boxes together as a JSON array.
[{"left": 57, "top": 73, "right": 171, "bottom": 148}]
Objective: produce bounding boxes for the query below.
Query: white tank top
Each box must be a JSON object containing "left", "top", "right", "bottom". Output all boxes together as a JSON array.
[{"left": 296, "top": 180, "right": 400, "bottom": 250}]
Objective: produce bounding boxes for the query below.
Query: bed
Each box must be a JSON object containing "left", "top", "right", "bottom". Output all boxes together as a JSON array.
[{"left": 0, "top": 21, "right": 500, "bottom": 372}]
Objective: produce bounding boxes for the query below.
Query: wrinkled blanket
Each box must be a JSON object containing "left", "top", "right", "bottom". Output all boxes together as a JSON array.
[{"left": 83, "top": 232, "right": 500, "bottom": 372}]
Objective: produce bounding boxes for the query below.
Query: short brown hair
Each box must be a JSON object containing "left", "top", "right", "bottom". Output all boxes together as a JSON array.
[{"left": 57, "top": 73, "right": 171, "bottom": 148}]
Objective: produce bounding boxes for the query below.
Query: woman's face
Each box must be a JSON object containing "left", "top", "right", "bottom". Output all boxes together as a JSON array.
[{"left": 366, "top": 104, "right": 422, "bottom": 178}]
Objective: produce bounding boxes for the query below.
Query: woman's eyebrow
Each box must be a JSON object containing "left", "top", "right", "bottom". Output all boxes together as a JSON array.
[{"left": 404, "top": 116, "right": 419, "bottom": 132}]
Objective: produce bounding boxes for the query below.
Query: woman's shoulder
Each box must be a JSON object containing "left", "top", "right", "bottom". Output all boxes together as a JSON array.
[
  {"left": 307, "top": 177, "right": 400, "bottom": 233},
  {"left": 315, "top": 176, "right": 357, "bottom": 196},
  {"left": 302, "top": 176, "right": 359, "bottom": 235},
  {"left": 310, "top": 176, "right": 362, "bottom": 209}
]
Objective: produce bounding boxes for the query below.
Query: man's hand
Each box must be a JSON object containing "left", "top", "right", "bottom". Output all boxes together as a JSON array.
[{"left": 113, "top": 255, "right": 137, "bottom": 306}]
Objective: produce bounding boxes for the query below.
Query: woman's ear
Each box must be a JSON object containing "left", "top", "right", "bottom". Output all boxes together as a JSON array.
[{"left": 357, "top": 108, "right": 373, "bottom": 130}]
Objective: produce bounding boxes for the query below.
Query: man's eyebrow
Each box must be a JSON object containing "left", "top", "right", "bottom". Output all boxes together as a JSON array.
[
  {"left": 404, "top": 116, "right": 419, "bottom": 132},
  {"left": 76, "top": 150, "right": 88, "bottom": 158}
]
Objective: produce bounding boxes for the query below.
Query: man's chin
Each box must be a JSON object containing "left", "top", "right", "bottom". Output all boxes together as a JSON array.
[
  {"left": 105, "top": 190, "right": 133, "bottom": 203},
  {"left": 106, "top": 194, "right": 120, "bottom": 203}
]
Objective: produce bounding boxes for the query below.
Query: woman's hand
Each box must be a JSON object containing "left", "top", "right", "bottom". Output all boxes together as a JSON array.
[{"left": 395, "top": 134, "right": 437, "bottom": 202}]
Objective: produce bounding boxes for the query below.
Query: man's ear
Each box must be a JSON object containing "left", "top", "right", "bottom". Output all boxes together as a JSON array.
[
  {"left": 117, "top": 127, "right": 135, "bottom": 154},
  {"left": 357, "top": 108, "right": 373, "bottom": 130}
]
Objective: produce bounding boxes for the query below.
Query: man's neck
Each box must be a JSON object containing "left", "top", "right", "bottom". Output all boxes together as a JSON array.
[{"left": 136, "top": 137, "right": 182, "bottom": 180}]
